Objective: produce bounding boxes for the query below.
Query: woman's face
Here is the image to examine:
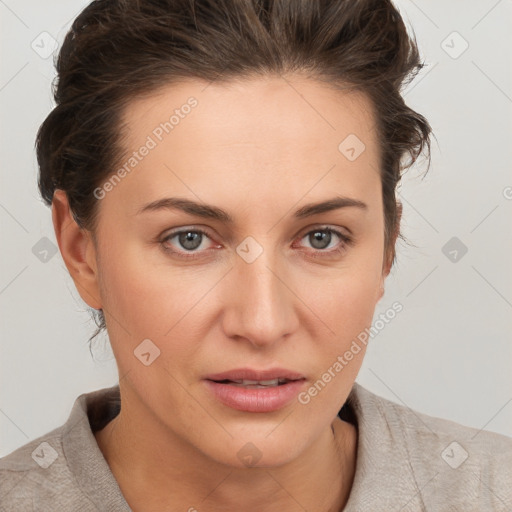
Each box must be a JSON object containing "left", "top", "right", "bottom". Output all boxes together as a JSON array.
[{"left": 78, "top": 75, "right": 390, "bottom": 467}]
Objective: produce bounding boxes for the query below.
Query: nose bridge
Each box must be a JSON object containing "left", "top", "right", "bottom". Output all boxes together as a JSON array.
[{"left": 222, "top": 243, "right": 297, "bottom": 347}]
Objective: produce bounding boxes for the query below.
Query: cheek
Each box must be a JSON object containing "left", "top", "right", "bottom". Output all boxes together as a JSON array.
[
  {"left": 96, "top": 239, "right": 221, "bottom": 348},
  {"left": 339, "top": 268, "right": 382, "bottom": 326},
  {"left": 295, "top": 273, "right": 380, "bottom": 414},
  {"left": 306, "top": 250, "right": 384, "bottom": 335},
  {"left": 96, "top": 239, "right": 177, "bottom": 336},
  {"left": 306, "top": 273, "right": 379, "bottom": 371},
  {"left": 298, "top": 240, "right": 384, "bottom": 378}
]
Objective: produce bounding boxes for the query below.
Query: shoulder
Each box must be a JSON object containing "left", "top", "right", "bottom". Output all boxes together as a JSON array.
[
  {"left": 348, "top": 383, "right": 512, "bottom": 510},
  {"left": 355, "top": 382, "right": 512, "bottom": 449},
  {"left": 0, "top": 385, "right": 124, "bottom": 512},
  {"left": 365, "top": 384, "right": 512, "bottom": 462},
  {"left": 0, "top": 426, "right": 97, "bottom": 511}
]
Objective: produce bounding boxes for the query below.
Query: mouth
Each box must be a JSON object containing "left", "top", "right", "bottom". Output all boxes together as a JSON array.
[
  {"left": 204, "top": 367, "right": 305, "bottom": 382},
  {"left": 207, "top": 377, "right": 301, "bottom": 388},
  {"left": 203, "top": 368, "right": 306, "bottom": 412}
]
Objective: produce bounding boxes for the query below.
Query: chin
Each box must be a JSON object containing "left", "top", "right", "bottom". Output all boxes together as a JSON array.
[{"left": 201, "top": 432, "right": 307, "bottom": 470}]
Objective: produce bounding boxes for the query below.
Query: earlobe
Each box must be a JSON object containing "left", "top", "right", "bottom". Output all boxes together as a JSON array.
[{"left": 51, "top": 189, "right": 102, "bottom": 309}]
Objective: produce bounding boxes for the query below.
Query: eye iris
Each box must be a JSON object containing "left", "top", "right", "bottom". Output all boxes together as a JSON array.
[
  {"left": 310, "top": 230, "right": 331, "bottom": 250},
  {"left": 178, "top": 231, "right": 202, "bottom": 250}
]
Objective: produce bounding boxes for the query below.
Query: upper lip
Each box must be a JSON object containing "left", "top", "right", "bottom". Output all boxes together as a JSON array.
[{"left": 204, "top": 368, "right": 305, "bottom": 382}]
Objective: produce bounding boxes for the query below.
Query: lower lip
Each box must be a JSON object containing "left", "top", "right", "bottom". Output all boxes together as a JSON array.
[{"left": 204, "top": 379, "right": 305, "bottom": 412}]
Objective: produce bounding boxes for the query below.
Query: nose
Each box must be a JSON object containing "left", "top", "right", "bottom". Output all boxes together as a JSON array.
[{"left": 220, "top": 247, "right": 299, "bottom": 349}]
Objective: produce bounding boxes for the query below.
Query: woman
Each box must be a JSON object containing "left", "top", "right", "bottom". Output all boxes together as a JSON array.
[{"left": 1, "top": 0, "right": 510, "bottom": 510}]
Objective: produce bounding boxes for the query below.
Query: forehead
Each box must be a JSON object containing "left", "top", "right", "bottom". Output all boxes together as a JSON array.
[
  {"left": 121, "top": 74, "right": 377, "bottom": 153},
  {"left": 107, "top": 75, "right": 381, "bottom": 218}
]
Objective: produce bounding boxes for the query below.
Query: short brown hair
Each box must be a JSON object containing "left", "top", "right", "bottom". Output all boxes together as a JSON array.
[{"left": 36, "top": 0, "right": 432, "bottom": 343}]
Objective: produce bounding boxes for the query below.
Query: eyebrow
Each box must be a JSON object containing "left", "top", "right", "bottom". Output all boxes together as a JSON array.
[{"left": 136, "top": 195, "right": 367, "bottom": 222}]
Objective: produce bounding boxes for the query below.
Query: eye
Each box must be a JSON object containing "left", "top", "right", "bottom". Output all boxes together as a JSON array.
[
  {"left": 159, "top": 226, "right": 353, "bottom": 260},
  {"left": 160, "top": 228, "right": 219, "bottom": 259},
  {"left": 296, "top": 227, "right": 353, "bottom": 256}
]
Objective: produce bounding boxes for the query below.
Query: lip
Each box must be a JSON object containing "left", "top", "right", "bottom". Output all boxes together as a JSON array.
[
  {"left": 204, "top": 367, "right": 305, "bottom": 382},
  {"left": 203, "top": 367, "right": 306, "bottom": 413},
  {"left": 204, "top": 379, "right": 305, "bottom": 412}
]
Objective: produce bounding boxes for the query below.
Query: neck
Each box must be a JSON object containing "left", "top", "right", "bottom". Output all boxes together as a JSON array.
[{"left": 94, "top": 398, "right": 357, "bottom": 512}]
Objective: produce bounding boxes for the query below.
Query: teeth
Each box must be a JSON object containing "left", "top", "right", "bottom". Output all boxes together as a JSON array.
[
  {"left": 254, "top": 379, "right": 279, "bottom": 386},
  {"left": 213, "top": 377, "right": 297, "bottom": 387},
  {"left": 221, "top": 378, "right": 290, "bottom": 387}
]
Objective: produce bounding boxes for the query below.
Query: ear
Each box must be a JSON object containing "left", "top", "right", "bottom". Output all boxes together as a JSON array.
[
  {"left": 377, "top": 201, "right": 402, "bottom": 301},
  {"left": 51, "top": 189, "right": 102, "bottom": 309}
]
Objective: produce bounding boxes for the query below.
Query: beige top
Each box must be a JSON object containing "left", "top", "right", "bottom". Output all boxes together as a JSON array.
[{"left": 1, "top": 382, "right": 511, "bottom": 511}]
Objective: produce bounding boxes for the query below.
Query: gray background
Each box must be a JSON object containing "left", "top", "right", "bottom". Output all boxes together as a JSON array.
[{"left": 1, "top": 0, "right": 511, "bottom": 457}]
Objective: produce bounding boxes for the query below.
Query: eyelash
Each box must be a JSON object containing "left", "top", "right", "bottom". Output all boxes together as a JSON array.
[{"left": 159, "top": 226, "right": 354, "bottom": 261}]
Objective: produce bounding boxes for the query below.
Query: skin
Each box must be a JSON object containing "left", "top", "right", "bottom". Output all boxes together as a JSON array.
[{"left": 52, "top": 74, "right": 399, "bottom": 512}]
